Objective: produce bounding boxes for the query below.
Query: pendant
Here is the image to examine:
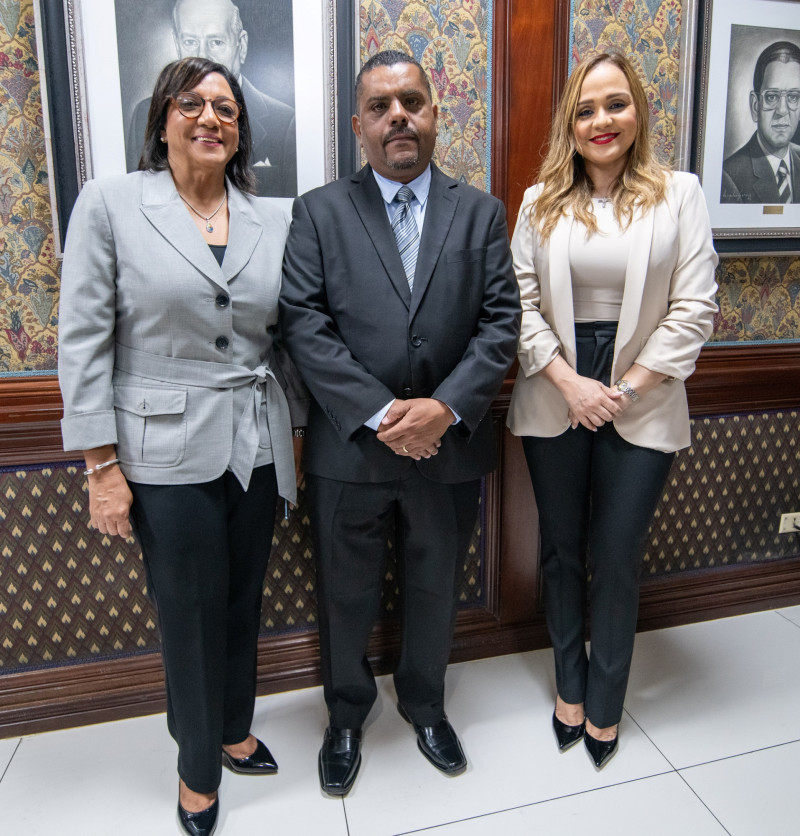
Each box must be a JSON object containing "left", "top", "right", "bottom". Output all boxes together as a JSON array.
[{"left": 206, "top": 221, "right": 214, "bottom": 232}]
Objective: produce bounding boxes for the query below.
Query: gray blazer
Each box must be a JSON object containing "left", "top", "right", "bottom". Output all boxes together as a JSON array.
[{"left": 59, "top": 169, "right": 307, "bottom": 502}]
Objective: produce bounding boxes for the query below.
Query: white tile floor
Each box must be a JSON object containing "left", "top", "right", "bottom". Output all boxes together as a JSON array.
[{"left": 2, "top": 607, "right": 799, "bottom": 835}]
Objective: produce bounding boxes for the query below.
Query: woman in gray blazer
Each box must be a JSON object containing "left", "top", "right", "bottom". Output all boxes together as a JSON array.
[
  {"left": 507, "top": 53, "right": 718, "bottom": 770},
  {"left": 58, "top": 57, "right": 306, "bottom": 835}
]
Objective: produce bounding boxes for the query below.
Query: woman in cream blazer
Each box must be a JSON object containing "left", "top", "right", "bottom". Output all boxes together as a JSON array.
[
  {"left": 58, "top": 58, "right": 306, "bottom": 835},
  {"left": 507, "top": 53, "right": 717, "bottom": 769}
]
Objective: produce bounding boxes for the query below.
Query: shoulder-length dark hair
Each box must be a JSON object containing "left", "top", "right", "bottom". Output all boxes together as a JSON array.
[{"left": 138, "top": 56, "right": 256, "bottom": 194}]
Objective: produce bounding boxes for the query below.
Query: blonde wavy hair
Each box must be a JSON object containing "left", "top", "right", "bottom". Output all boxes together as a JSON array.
[{"left": 532, "top": 52, "right": 668, "bottom": 241}]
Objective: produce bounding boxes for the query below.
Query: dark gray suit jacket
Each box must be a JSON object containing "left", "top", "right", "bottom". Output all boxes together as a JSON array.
[
  {"left": 125, "top": 75, "right": 297, "bottom": 198},
  {"left": 279, "top": 164, "right": 521, "bottom": 484},
  {"left": 721, "top": 132, "right": 800, "bottom": 203}
]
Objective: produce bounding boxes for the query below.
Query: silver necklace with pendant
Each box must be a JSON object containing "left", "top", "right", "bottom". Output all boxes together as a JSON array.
[
  {"left": 179, "top": 190, "right": 227, "bottom": 232},
  {"left": 595, "top": 195, "right": 612, "bottom": 208}
]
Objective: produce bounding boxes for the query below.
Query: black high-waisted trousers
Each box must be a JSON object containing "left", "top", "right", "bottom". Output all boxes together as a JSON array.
[{"left": 521, "top": 322, "right": 674, "bottom": 727}]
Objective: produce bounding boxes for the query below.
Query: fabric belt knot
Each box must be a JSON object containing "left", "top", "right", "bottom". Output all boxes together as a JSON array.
[
  {"left": 114, "top": 344, "right": 295, "bottom": 503},
  {"left": 391, "top": 185, "right": 420, "bottom": 291}
]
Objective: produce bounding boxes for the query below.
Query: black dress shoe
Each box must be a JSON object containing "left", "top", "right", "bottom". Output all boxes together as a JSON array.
[
  {"left": 397, "top": 702, "right": 467, "bottom": 775},
  {"left": 222, "top": 737, "right": 278, "bottom": 775},
  {"left": 318, "top": 726, "right": 362, "bottom": 796},
  {"left": 584, "top": 730, "right": 618, "bottom": 769},
  {"left": 552, "top": 711, "right": 585, "bottom": 752},
  {"left": 177, "top": 798, "right": 218, "bottom": 836}
]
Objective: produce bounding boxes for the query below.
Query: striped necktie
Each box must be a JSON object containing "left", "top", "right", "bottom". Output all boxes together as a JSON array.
[
  {"left": 391, "top": 186, "right": 419, "bottom": 291},
  {"left": 777, "top": 160, "right": 790, "bottom": 204}
]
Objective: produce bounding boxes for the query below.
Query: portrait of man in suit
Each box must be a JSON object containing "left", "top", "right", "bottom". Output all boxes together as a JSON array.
[
  {"left": 280, "top": 51, "right": 520, "bottom": 797},
  {"left": 122, "top": 0, "right": 297, "bottom": 197},
  {"left": 721, "top": 39, "right": 800, "bottom": 204}
]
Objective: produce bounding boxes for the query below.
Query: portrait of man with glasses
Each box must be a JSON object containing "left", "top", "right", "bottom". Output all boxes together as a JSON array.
[{"left": 722, "top": 39, "right": 800, "bottom": 204}]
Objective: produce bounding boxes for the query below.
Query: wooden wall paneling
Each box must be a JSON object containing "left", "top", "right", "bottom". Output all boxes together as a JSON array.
[
  {"left": 688, "top": 344, "right": 800, "bottom": 416},
  {"left": 0, "top": 376, "right": 66, "bottom": 466},
  {"left": 497, "top": 0, "right": 570, "bottom": 216}
]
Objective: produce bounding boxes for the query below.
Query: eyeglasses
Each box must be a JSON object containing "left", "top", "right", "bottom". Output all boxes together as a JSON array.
[
  {"left": 173, "top": 92, "right": 241, "bottom": 123},
  {"left": 756, "top": 89, "right": 800, "bottom": 111}
]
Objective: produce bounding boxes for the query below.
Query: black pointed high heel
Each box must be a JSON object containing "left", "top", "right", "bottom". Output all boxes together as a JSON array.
[
  {"left": 552, "top": 711, "right": 585, "bottom": 752},
  {"left": 584, "top": 728, "right": 618, "bottom": 769}
]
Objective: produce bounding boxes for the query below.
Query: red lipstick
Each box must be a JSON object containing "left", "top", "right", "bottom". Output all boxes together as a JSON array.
[{"left": 590, "top": 133, "right": 619, "bottom": 144}]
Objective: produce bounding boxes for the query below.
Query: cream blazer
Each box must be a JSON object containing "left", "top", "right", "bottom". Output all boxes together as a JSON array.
[{"left": 507, "top": 171, "right": 718, "bottom": 453}]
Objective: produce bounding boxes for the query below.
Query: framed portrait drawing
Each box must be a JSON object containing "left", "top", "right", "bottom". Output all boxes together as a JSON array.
[
  {"left": 679, "top": 0, "right": 800, "bottom": 254},
  {"left": 33, "top": 0, "right": 358, "bottom": 254}
]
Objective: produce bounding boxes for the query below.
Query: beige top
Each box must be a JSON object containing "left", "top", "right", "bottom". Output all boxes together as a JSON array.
[{"left": 570, "top": 199, "right": 630, "bottom": 322}]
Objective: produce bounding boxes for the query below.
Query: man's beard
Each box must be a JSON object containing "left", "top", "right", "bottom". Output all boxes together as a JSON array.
[{"left": 386, "top": 153, "right": 420, "bottom": 170}]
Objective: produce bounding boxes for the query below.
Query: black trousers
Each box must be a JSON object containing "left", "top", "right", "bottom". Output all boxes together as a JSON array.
[
  {"left": 129, "top": 465, "right": 278, "bottom": 794},
  {"left": 306, "top": 469, "right": 480, "bottom": 729},
  {"left": 521, "top": 323, "right": 674, "bottom": 728}
]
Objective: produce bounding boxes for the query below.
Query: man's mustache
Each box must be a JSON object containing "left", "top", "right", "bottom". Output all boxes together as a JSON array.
[{"left": 383, "top": 126, "right": 419, "bottom": 145}]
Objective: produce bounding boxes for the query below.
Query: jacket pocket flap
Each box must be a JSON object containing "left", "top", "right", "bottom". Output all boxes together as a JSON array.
[{"left": 114, "top": 385, "right": 187, "bottom": 417}]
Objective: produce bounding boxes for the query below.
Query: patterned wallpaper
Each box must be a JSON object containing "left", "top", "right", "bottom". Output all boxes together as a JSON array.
[
  {"left": 0, "top": 0, "right": 59, "bottom": 375},
  {"left": 360, "top": 0, "right": 491, "bottom": 190}
]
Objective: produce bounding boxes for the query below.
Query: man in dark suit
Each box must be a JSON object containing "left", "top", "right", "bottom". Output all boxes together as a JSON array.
[
  {"left": 280, "top": 50, "right": 520, "bottom": 796},
  {"left": 721, "top": 40, "right": 800, "bottom": 203},
  {"left": 125, "top": 0, "right": 296, "bottom": 197}
]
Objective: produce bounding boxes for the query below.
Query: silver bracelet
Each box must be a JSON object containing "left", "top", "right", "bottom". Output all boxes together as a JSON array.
[
  {"left": 614, "top": 379, "right": 640, "bottom": 402},
  {"left": 83, "top": 458, "right": 120, "bottom": 476}
]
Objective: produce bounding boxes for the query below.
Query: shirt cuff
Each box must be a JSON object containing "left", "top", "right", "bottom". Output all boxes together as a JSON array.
[
  {"left": 365, "top": 399, "right": 395, "bottom": 430},
  {"left": 439, "top": 401, "right": 461, "bottom": 424}
]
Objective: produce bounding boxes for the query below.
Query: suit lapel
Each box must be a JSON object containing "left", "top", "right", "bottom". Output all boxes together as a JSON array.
[
  {"left": 615, "top": 203, "right": 654, "bottom": 358},
  {"left": 139, "top": 170, "right": 228, "bottom": 290},
  {"left": 223, "top": 183, "right": 263, "bottom": 283},
  {"left": 548, "top": 214, "right": 577, "bottom": 368},
  {"left": 349, "top": 167, "right": 412, "bottom": 307},
  {"left": 409, "top": 166, "right": 458, "bottom": 321},
  {"left": 748, "top": 136, "right": 780, "bottom": 203}
]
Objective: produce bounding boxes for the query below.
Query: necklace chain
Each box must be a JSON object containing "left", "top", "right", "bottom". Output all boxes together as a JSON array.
[{"left": 179, "top": 190, "right": 227, "bottom": 233}]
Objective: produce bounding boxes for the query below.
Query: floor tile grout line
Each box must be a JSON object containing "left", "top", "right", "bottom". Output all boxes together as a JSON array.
[
  {"left": 774, "top": 609, "right": 800, "bottom": 630},
  {"left": 342, "top": 795, "right": 351, "bottom": 836},
  {"left": 0, "top": 739, "right": 22, "bottom": 785},
  {"left": 675, "top": 736, "right": 800, "bottom": 772},
  {"left": 672, "top": 769, "right": 732, "bottom": 835},
  {"left": 621, "top": 708, "right": 730, "bottom": 834},
  {"left": 389, "top": 770, "right": 677, "bottom": 835}
]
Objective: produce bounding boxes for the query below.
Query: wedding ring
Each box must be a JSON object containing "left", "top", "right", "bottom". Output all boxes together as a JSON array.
[{"left": 402, "top": 445, "right": 409, "bottom": 453}]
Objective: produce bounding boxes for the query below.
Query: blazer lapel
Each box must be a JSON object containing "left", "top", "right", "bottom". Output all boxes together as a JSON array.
[
  {"left": 139, "top": 169, "right": 228, "bottom": 290},
  {"left": 409, "top": 166, "right": 458, "bottom": 321},
  {"left": 222, "top": 182, "right": 263, "bottom": 283},
  {"left": 615, "top": 204, "right": 655, "bottom": 358},
  {"left": 548, "top": 214, "right": 577, "bottom": 368},
  {"left": 349, "top": 167, "right": 411, "bottom": 307}
]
